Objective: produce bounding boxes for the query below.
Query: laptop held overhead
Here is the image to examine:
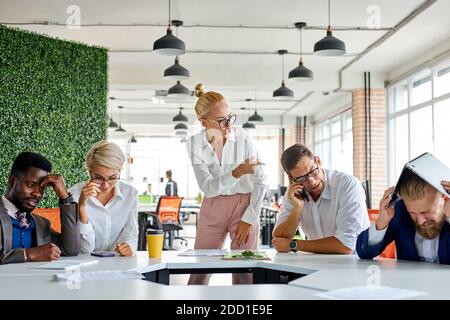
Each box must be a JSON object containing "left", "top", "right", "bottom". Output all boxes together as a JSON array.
[{"left": 388, "top": 152, "right": 450, "bottom": 208}]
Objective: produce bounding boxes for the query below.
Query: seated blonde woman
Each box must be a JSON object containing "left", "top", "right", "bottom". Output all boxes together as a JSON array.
[{"left": 69, "top": 140, "right": 138, "bottom": 256}]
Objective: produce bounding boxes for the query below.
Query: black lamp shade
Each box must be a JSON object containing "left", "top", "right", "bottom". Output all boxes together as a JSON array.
[
  {"left": 174, "top": 122, "right": 188, "bottom": 130},
  {"left": 242, "top": 122, "right": 256, "bottom": 129},
  {"left": 314, "top": 30, "right": 346, "bottom": 56},
  {"left": 172, "top": 110, "right": 188, "bottom": 122},
  {"left": 248, "top": 111, "right": 264, "bottom": 122},
  {"left": 288, "top": 61, "right": 314, "bottom": 81},
  {"left": 108, "top": 118, "right": 118, "bottom": 128},
  {"left": 168, "top": 81, "right": 191, "bottom": 97},
  {"left": 273, "top": 81, "right": 294, "bottom": 100},
  {"left": 164, "top": 57, "right": 190, "bottom": 80},
  {"left": 130, "top": 135, "right": 137, "bottom": 143},
  {"left": 153, "top": 28, "right": 186, "bottom": 56},
  {"left": 115, "top": 125, "right": 126, "bottom": 132}
]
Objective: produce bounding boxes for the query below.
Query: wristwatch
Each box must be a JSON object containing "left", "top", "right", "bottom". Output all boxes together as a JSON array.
[
  {"left": 59, "top": 192, "right": 74, "bottom": 206},
  {"left": 289, "top": 240, "right": 298, "bottom": 252}
]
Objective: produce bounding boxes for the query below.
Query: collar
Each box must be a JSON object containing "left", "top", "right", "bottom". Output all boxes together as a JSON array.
[
  {"left": 113, "top": 181, "right": 123, "bottom": 200},
  {"left": 1, "top": 195, "right": 21, "bottom": 219},
  {"left": 201, "top": 127, "right": 237, "bottom": 147},
  {"left": 318, "top": 169, "right": 331, "bottom": 200}
]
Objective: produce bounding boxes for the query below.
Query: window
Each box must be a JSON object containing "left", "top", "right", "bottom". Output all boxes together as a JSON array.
[
  {"left": 387, "top": 58, "right": 450, "bottom": 184},
  {"left": 109, "top": 137, "right": 197, "bottom": 198},
  {"left": 252, "top": 127, "right": 280, "bottom": 190},
  {"left": 313, "top": 109, "right": 353, "bottom": 175}
]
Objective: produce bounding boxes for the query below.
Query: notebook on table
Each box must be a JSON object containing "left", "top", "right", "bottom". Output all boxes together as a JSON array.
[{"left": 31, "top": 259, "right": 99, "bottom": 270}]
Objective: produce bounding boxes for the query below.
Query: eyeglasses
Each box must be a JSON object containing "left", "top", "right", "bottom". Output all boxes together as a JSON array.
[
  {"left": 204, "top": 114, "right": 237, "bottom": 128},
  {"left": 90, "top": 172, "right": 120, "bottom": 185},
  {"left": 292, "top": 163, "right": 320, "bottom": 184}
]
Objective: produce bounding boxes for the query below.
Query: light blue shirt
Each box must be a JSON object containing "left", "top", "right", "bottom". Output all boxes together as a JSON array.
[{"left": 276, "top": 169, "right": 370, "bottom": 250}]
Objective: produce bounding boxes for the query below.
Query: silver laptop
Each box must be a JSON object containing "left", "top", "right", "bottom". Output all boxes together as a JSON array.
[{"left": 388, "top": 152, "right": 450, "bottom": 208}]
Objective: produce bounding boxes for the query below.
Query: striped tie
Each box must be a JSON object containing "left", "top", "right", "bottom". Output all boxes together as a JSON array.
[{"left": 15, "top": 211, "right": 30, "bottom": 229}]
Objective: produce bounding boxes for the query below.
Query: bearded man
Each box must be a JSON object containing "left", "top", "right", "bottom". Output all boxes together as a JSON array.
[{"left": 357, "top": 171, "right": 450, "bottom": 264}]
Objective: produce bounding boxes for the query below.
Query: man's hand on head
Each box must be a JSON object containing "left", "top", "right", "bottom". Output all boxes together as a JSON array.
[{"left": 40, "top": 174, "right": 69, "bottom": 199}]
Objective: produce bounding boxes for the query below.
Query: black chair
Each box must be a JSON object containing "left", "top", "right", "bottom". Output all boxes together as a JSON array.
[
  {"left": 361, "top": 180, "right": 372, "bottom": 209},
  {"left": 137, "top": 211, "right": 162, "bottom": 251},
  {"left": 260, "top": 206, "right": 278, "bottom": 247}
]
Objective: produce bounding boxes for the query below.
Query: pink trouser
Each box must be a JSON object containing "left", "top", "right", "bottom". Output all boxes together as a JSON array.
[{"left": 188, "top": 193, "right": 260, "bottom": 285}]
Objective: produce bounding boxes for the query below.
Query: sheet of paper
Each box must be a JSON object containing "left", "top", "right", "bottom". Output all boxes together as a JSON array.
[
  {"left": 178, "top": 249, "right": 228, "bottom": 256},
  {"left": 55, "top": 270, "right": 144, "bottom": 282},
  {"left": 315, "top": 286, "right": 427, "bottom": 300},
  {"left": 32, "top": 259, "right": 99, "bottom": 270}
]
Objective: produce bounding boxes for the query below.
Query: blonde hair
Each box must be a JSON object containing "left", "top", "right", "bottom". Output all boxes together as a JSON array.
[
  {"left": 194, "top": 83, "right": 225, "bottom": 119},
  {"left": 85, "top": 140, "right": 125, "bottom": 171},
  {"left": 398, "top": 171, "right": 433, "bottom": 201}
]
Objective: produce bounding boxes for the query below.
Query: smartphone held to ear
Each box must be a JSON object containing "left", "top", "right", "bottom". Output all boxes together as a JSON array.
[{"left": 294, "top": 189, "right": 309, "bottom": 201}]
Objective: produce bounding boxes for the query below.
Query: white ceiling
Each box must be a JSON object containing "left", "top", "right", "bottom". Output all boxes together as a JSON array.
[{"left": 1, "top": 0, "right": 450, "bottom": 127}]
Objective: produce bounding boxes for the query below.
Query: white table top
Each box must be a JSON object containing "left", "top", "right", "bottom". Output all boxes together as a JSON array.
[{"left": 1, "top": 250, "right": 449, "bottom": 299}]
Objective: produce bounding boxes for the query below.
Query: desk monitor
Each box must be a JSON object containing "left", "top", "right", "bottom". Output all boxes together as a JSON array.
[{"left": 388, "top": 152, "right": 450, "bottom": 208}]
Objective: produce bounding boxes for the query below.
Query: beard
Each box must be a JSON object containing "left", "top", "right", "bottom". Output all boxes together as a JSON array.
[{"left": 415, "top": 216, "right": 445, "bottom": 239}]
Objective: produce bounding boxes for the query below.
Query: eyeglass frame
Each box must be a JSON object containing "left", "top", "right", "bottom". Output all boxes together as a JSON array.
[
  {"left": 202, "top": 113, "right": 237, "bottom": 128},
  {"left": 291, "top": 161, "right": 320, "bottom": 184},
  {"left": 89, "top": 171, "right": 120, "bottom": 185}
]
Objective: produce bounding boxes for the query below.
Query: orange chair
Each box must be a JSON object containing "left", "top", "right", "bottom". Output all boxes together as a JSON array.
[
  {"left": 32, "top": 208, "right": 61, "bottom": 234},
  {"left": 368, "top": 209, "right": 396, "bottom": 259},
  {"left": 155, "top": 196, "right": 187, "bottom": 250}
]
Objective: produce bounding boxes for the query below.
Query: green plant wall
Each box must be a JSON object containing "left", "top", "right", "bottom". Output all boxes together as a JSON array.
[{"left": 0, "top": 25, "right": 108, "bottom": 207}]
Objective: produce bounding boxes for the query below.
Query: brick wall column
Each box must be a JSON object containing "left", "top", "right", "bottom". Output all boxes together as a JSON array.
[{"left": 352, "top": 88, "right": 387, "bottom": 208}]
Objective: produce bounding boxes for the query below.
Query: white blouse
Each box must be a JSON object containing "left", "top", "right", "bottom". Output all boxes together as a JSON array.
[
  {"left": 69, "top": 180, "right": 138, "bottom": 254},
  {"left": 186, "top": 127, "right": 268, "bottom": 226}
]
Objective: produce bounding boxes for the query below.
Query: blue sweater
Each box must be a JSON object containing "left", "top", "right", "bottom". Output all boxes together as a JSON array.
[
  {"left": 356, "top": 200, "right": 450, "bottom": 264},
  {"left": 10, "top": 215, "right": 37, "bottom": 249}
]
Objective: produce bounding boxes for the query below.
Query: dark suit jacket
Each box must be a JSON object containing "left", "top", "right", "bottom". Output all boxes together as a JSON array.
[
  {"left": 0, "top": 198, "right": 80, "bottom": 264},
  {"left": 356, "top": 200, "right": 450, "bottom": 264},
  {"left": 165, "top": 180, "right": 178, "bottom": 196}
]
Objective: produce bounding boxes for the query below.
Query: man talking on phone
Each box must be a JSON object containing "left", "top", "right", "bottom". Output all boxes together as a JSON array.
[
  {"left": 0, "top": 152, "right": 80, "bottom": 264},
  {"left": 356, "top": 171, "right": 450, "bottom": 264},
  {"left": 272, "top": 144, "right": 369, "bottom": 254}
]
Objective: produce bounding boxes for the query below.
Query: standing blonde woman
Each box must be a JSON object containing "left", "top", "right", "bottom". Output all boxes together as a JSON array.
[
  {"left": 69, "top": 140, "right": 138, "bottom": 256},
  {"left": 187, "top": 84, "right": 267, "bottom": 284}
]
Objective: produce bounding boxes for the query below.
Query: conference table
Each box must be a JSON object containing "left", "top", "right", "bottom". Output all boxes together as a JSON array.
[{"left": 0, "top": 250, "right": 449, "bottom": 300}]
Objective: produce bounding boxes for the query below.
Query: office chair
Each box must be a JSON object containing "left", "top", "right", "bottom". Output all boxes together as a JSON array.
[
  {"left": 155, "top": 196, "right": 188, "bottom": 250},
  {"left": 361, "top": 180, "right": 372, "bottom": 209}
]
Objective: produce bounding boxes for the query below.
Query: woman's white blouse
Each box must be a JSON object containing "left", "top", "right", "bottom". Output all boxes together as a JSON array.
[
  {"left": 69, "top": 180, "right": 138, "bottom": 254},
  {"left": 186, "top": 127, "right": 268, "bottom": 226}
]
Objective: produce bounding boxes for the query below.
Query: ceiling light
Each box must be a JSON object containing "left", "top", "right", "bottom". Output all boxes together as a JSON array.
[
  {"left": 273, "top": 50, "right": 294, "bottom": 100},
  {"left": 172, "top": 107, "right": 188, "bottom": 122},
  {"left": 115, "top": 106, "right": 126, "bottom": 132},
  {"left": 314, "top": 0, "right": 346, "bottom": 56},
  {"left": 152, "top": 2, "right": 185, "bottom": 55},
  {"left": 289, "top": 22, "right": 314, "bottom": 81},
  {"left": 168, "top": 81, "right": 191, "bottom": 98}
]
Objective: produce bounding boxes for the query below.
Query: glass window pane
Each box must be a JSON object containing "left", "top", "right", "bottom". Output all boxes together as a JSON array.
[
  {"left": 314, "top": 142, "right": 322, "bottom": 159},
  {"left": 434, "top": 65, "right": 450, "bottom": 97},
  {"left": 322, "top": 122, "right": 330, "bottom": 139},
  {"left": 394, "top": 82, "right": 408, "bottom": 112},
  {"left": 392, "top": 115, "right": 409, "bottom": 181},
  {"left": 331, "top": 136, "right": 342, "bottom": 171},
  {"left": 434, "top": 99, "right": 450, "bottom": 166},
  {"left": 315, "top": 124, "right": 322, "bottom": 141},
  {"left": 411, "top": 70, "right": 432, "bottom": 106},
  {"left": 344, "top": 112, "right": 352, "bottom": 130},
  {"left": 321, "top": 140, "right": 330, "bottom": 169},
  {"left": 332, "top": 119, "right": 341, "bottom": 136},
  {"left": 343, "top": 131, "right": 353, "bottom": 175},
  {"left": 409, "top": 106, "right": 433, "bottom": 159}
]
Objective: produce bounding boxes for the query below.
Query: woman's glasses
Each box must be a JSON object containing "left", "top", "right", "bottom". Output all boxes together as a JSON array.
[
  {"left": 90, "top": 172, "right": 120, "bottom": 185},
  {"left": 204, "top": 114, "right": 237, "bottom": 128}
]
